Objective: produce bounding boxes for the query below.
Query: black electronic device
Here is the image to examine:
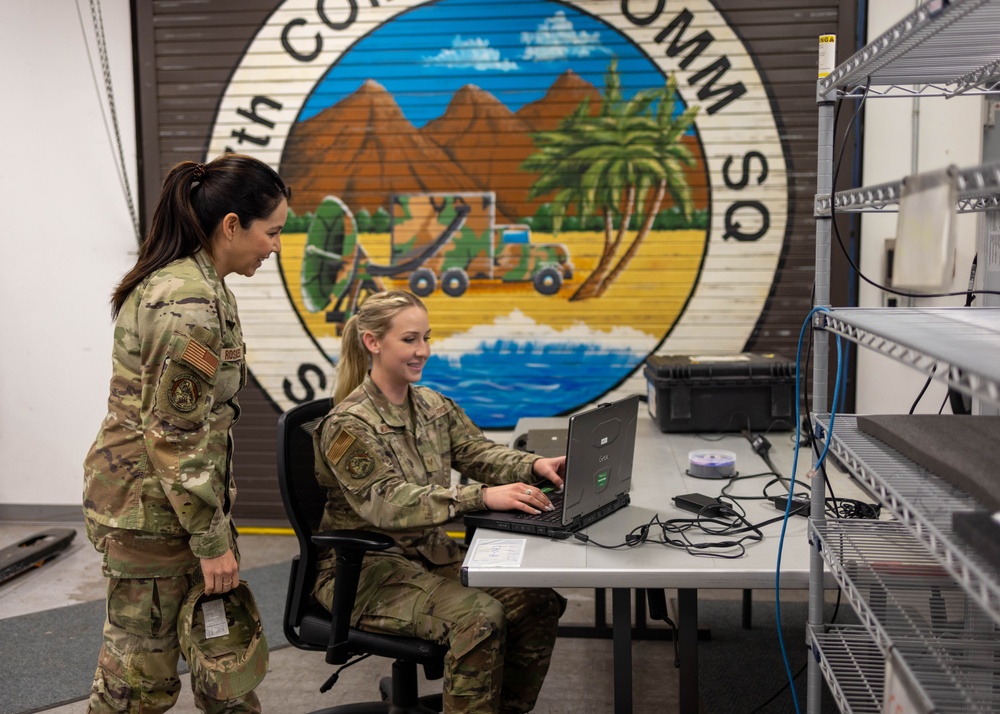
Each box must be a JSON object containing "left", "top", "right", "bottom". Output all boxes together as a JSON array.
[
  {"left": 673, "top": 493, "right": 727, "bottom": 518},
  {"left": 771, "top": 494, "right": 810, "bottom": 517}
]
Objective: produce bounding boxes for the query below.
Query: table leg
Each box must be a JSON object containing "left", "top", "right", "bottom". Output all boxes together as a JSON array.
[
  {"left": 742, "top": 588, "right": 753, "bottom": 629},
  {"left": 612, "top": 588, "right": 633, "bottom": 714},
  {"left": 596, "top": 588, "right": 607, "bottom": 629},
  {"left": 678, "top": 588, "right": 699, "bottom": 713}
]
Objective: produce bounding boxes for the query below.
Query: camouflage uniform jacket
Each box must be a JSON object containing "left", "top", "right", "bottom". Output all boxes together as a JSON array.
[
  {"left": 83, "top": 250, "right": 246, "bottom": 577},
  {"left": 315, "top": 375, "right": 540, "bottom": 565}
]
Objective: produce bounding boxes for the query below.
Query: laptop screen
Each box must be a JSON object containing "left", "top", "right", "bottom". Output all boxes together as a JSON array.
[
  {"left": 560, "top": 395, "right": 639, "bottom": 526},
  {"left": 463, "top": 395, "right": 639, "bottom": 535}
]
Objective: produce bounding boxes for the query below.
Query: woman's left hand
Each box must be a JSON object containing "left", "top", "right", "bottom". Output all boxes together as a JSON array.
[
  {"left": 532, "top": 455, "right": 565, "bottom": 490},
  {"left": 200, "top": 549, "right": 239, "bottom": 595}
]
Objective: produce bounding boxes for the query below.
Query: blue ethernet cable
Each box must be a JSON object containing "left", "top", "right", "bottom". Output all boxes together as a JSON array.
[{"left": 774, "top": 306, "right": 843, "bottom": 714}]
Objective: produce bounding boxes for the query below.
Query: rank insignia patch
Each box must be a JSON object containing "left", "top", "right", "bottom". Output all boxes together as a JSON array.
[
  {"left": 347, "top": 451, "right": 375, "bottom": 479},
  {"left": 168, "top": 374, "right": 201, "bottom": 412}
]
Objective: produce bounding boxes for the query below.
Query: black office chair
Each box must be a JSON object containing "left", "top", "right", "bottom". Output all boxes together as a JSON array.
[{"left": 277, "top": 397, "right": 446, "bottom": 713}]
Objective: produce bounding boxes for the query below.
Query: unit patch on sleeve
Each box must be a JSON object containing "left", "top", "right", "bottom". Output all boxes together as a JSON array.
[
  {"left": 168, "top": 374, "right": 202, "bottom": 412},
  {"left": 346, "top": 451, "right": 375, "bottom": 479}
]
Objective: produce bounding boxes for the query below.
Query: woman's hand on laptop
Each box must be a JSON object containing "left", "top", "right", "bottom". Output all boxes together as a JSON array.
[
  {"left": 483, "top": 482, "right": 556, "bottom": 514},
  {"left": 532, "top": 456, "right": 565, "bottom": 491}
]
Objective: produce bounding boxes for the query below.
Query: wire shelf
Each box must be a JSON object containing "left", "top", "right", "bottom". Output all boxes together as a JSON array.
[
  {"left": 814, "top": 161, "right": 1000, "bottom": 215},
  {"left": 833, "top": 79, "right": 1000, "bottom": 99},
  {"left": 811, "top": 519, "right": 1000, "bottom": 711},
  {"left": 815, "top": 415, "right": 1000, "bottom": 626},
  {"left": 820, "top": 309, "right": 1000, "bottom": 409},
  {"left": 809, "top": 624, "right": 884, "bottom": 713},
  {"left": 817, "top": 0, "right": 1000, "bottom": 99}
]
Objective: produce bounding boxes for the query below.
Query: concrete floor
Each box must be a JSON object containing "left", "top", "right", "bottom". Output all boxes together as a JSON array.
[{"left": 1, "top": 522, "right": 694, "bottom": 714}]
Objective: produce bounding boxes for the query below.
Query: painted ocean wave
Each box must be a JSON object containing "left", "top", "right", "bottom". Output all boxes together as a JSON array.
[{"left": 421, "top": 340, "right": 644, "bottom": 428}]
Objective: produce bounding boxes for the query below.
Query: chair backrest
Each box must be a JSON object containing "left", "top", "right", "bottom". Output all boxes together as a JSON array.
[{"left": 276, "top": 396, "right": 334, "bottom": 648}]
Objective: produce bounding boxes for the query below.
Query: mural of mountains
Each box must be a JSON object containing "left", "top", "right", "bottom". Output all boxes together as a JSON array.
[
  {"left": 421, "top": 85, "right": 537, "bottom": 223},
  {"left": 281, "top": 71, "right": 706, "bottom": 223},
  {"left": 280, "top": 79, "right": 483, "bottom": 217},
  {"left": 515, "top": 69, "right": 602, "bottom": 131}
]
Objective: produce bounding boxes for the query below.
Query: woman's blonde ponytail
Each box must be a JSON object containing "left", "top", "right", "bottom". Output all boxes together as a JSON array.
[{"left": 332, "top": 290, "right": 427, "bottom": 404}]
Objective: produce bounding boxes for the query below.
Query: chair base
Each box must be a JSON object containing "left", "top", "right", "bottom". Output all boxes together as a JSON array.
[
  {"left": 306, "top": 660, "right": 443, "bottom": 714},
  {"left": 306, "top": 702, "right": 438, "bottom": 714}
]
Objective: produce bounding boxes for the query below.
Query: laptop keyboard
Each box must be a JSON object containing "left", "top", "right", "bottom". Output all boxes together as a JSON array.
[{"left": 514, "top": 490, "right": 564, "bottom": 523}]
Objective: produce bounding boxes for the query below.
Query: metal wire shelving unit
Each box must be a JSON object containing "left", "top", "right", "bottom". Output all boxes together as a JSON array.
[
  {"left": 811, "top": 519, "right": 1000, "bottom": 711},
  {"left": 810, "top": 1, "right": 1000, "bottom": 712}
]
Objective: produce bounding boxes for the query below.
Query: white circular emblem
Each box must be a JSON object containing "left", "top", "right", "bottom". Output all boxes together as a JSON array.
[{"left": 207, "top": 0, "right": 788, "bottom": 419}]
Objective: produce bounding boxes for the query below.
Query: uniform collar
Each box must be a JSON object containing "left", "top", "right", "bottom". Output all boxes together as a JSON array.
[
  {"left": 193, "top": 249, "right": 223, "bottom": 287},
  {"left": 361, "top": 373, "right": 438, "bottom": 429},
  {"left": 362, "top": 373, "right": 409, "bottom": 428},
  {"left": 192, "top": 249, "right": 238, "bottom": 324}
]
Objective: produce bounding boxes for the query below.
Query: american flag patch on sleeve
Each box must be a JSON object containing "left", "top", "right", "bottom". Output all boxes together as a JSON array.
[
  {"left": 181, "top": 339, "right": 220, "bottom": 378},
  {"left": 327, "top": 430, "right": 355, "bottom": 465}
]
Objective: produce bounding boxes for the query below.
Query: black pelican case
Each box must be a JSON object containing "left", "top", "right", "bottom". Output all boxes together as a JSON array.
[{"left": 643, "top": 353, "right": 796, "bottom": 433}]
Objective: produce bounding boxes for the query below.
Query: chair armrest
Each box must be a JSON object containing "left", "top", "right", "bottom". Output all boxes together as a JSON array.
[
  {"left": 311, "top": 529, "right": 396, "bottom": 664},
  {"left": 311, "top": 529, "right": 395, "bottom": 552}
]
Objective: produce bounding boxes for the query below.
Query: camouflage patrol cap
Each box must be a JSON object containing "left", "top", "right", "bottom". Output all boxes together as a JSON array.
[{"left": 177, "top": 581, "right": 269, "bottom": 699}]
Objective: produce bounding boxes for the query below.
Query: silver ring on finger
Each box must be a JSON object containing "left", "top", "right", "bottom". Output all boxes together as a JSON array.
[{"left": 525, "top": 488, "right": 532, "bottom": 495}]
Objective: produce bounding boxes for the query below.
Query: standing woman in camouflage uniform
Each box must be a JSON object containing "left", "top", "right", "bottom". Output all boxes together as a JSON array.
[
  {"left": 83, "top": 154, "right": 290, "bottom": 713},
  {"left": 314, "top": 290, "right": 567, "bottom": 714}
]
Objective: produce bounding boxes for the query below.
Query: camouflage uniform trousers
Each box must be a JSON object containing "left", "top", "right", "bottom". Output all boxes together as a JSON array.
[
  {"left": 316, "top": 553, "right": 566, "bottom": 714},
  {"left": 87, "top": 572, "right": 261, "bottom": 714}
]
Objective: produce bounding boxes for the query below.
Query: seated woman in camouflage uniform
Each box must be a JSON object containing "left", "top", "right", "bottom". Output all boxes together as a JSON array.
[
  {"left": 83, "top": 154, "right": 290, "bottom": 713},
  {"left": 313, "top": 290, "right": 566, "bottom": 714}
]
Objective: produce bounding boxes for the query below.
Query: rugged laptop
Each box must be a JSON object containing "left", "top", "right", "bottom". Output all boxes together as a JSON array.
[{"left": 464, "top": 395, "right": 639, "bottom": 538}]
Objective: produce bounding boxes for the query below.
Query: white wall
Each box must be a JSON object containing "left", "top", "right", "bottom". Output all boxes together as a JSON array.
[
  {"left": 855, "top": 0, "right": 983, "bottom": 415},
  {"left": 0, "top": 1, "right": 977, "bottom": 510},
  {"left": 0, "top": 0, "right": 136, "bottom": 510}
]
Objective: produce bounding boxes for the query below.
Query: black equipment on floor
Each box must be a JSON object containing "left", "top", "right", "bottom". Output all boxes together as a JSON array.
[{"left": 0, "top": 527, "right": 76, "bottom": 585}]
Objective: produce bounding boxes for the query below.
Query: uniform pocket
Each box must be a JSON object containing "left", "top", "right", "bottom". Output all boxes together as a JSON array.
[
  {"left": 354, "top": 555, "right": 432, "bottom": 633},
  {"left": 107, "top": 576, "right": 190, "bottom": 638},
  {"left": 419, "top": 444, "right": 442, "bottom": 476},
  {"left": 107, "top": 577, "right": 157, "bottom": 637}
]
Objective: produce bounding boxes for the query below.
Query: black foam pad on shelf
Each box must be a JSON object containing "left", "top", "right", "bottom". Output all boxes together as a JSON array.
[
  {"left": 856, "top": 414, "right": 1000, "bottom": 512},
  {"left": 952, "top": 511, "right": 1000, "bottom": 569}
]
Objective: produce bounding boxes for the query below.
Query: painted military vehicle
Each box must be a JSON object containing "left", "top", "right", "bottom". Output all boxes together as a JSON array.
[
  {"left": 390, "top": 192, "right": 573, "bottom": 297},
  {"left": 299, "top": 195, "right": 470, "bottom": 327},
  {"left": 298, "top": 192, "right": 571, "bottom": 329}
]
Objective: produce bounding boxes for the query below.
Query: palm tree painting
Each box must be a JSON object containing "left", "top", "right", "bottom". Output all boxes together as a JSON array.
[{"left": 522, "top": 58, "right": 700, "bottom": 301}]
